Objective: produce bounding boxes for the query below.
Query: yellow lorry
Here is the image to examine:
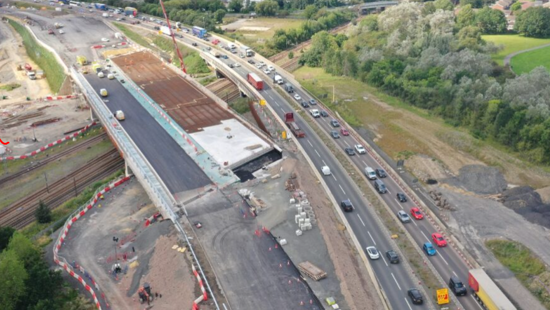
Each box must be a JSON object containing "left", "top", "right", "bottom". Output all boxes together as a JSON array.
[{"left": 468, "top": 269, "right": 516, "bottom": 310}]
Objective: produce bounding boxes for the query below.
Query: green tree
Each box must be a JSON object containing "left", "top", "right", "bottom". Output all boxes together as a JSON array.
[
  {"left": 460, "top": 0, "right": 482, "bottom": 8},
  {"left": 255, "top": 0, "right": 278, "bottom": 16},
  {"left": 0, "top": 226, "right": 15, "bottom": 252},
  {"left": 300, "top": 31, "right": 339, "bottom": 67},
  {"left": 457, "top": 25, "right": 484, "bottom": 50},
  {"left": 475, "top": 7, "right": 507, "bottom": 34},
  {"left": 510, "top": 1, "right": 522, "bottom": 13},
  {"left": 0, "top": 250, "right": 28, "bottom": 310},
  {"left": 434, "top": 0, "right": 454, "bottom": 11},
  {"left": 515, "top": 7, "right": 550, "bottom": 38},
  {"left": 213, "top": 9, "right": 226, "bottom": 23},
  {"left": 457, "top": 4, "right": 476, "bottom": 29},
  {"left": 288, "top": 51, "right": 294, "bottom": 59},
  {"left": 422, "top": 2, "right": 436, "bottom": 16},
  {"left": 35, "top": 200, "right": 52, "bottom": 224},
  {"left": 304, "top": 4, "right": 318, "bottom": 19},
  {"left": 228, "top": 0, "right": 243, "bottom": 12}
]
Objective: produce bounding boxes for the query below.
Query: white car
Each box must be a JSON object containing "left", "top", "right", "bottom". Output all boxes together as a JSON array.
[
  {"left": 115, "top": 110, "right": 125, "bottom": 121},
  {"left": 366, "top": 246, "right": 380, "bottom": 260},
  {"left": 233, "top": 63, "right": 240, "bottom": 68},
  {"left": 58, "top": 29, "right": 65, "bottom": 34},
  {"left": 101, "top": 38, "right": 110, "bottom": 42},
  {"left": 263, "top": 68, "right": 271, "bottom": 74},
  {"left": 321, "top": 166, "right": 331, "bottom": 176},
  {"left": 267, "top": 65, "right": 274, "bottom": 71},
  {"left": 294, "top": 93, "right": 302, "bottom": 101},
  {"left": 355, "top": 144, "right": 366, "bottom": 154},
  {"left": 310, "top": 109, "right": 320, "bottom": 118}
]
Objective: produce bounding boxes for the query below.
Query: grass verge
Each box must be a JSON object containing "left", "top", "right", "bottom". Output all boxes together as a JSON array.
[
  {"left": 486, "top": 239, "right": 550, "bottom": 308},
  {"left": 0, "top": 83, "right": 21, "bottom": 91},
  {"left": 8, "top": 18, "right": 65, "bottom": 93},
  {"left": 482, "top": 34, "right": 550, "bottom": 66},
  {"left": 10, "top": 1, "right": 52, "bottom": 10},
  {"left": 510, "top": 45, "right": 550, "bottom": 74},
  {"left": 25, "top": 169, "right": 125, "bottom": 247}
]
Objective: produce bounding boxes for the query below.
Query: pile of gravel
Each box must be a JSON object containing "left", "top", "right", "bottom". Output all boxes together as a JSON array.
[
  {"left": 444, "top": 165, "right": 508, "bottom": 195},
  {"left": 502, "top": 186, "right": 550, "bottom": 229}
]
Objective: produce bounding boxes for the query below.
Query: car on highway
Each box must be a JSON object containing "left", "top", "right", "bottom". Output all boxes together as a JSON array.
[
  {"left": 229, "top": 63, "right": 235, "bottom": 68},
  {"left": 293, "top": 93, "right": 302, "bottom": 101},
  {"left": 263, "top": 68, "right": 271, "bottom": 75},
  {"left": 386, "top": 250, "right": 399, "bottom": 264},
  {"left": 248, "top": 59, "right": 255, "bottom": 64},
  {"left": 423, "top": 242, "right": 437, "bottom": 256},
  {"left": 407, "top": 288, "right": 424, "bottom": 305},
  {"left": 410, "top": 207, "right": 424, "bottom": 220},
  {"left": 376, "top": 168, "right": 387, "bottom": 178},
  {"left": 101, "top": 37, "right": 110, "bottom": 42},
  {"left": 432, "top": 233, "right": 447, "bottom": 247},
  {"left": 321, "top": 166, "right": 331, "bottom": 176},
  {"left": 97, "top": 71, "right": 105, "bottom": 78},
  {"left": 397, "top": 210, "right": 411, "bottom": 223},
  {"left": 344, "top": 147, "right": 356, "bottom": 156},
  {"left": 331, "top": 131, "right": 340, "bottom": 139},
  {"left": 397, "top": 192, "right": 407, "bottom": 202},
  {"left": 115, "top": 110, "right": 125, "bottom": 121},
  {"left": 366, "top": 246, "right": 380, "bottom": 260},
  {"left": 320, "top": 110, "right": 329, "bottom": 117},
  {"left": 192, "top": 42, "right": 198, "bottom": 47},
  {"left": 340, "top": 199, "right": 354, "bottom": 212},
  {"left": 330, "top": 119, "right": 340, "bottom": 127},
  {"left": 99, "top": 88, "right": 108, "bottom": 97},
  {"left": 309, "top": 99, "right": 317, "bottom": 105},
  {"left": 310, "top": 109, "right": 320, "bottom": 118},
  {"left": 300, "top": 101, "right": 309, "bottom": 108},
  {"left": 59, "top": 29, "right": 65, "bottom": 34},
  {"left": 221, "top": 55, "right": 229, "bottom": 59},
  {"left": 107, "top": 73, "right": 115, "bottom": 80},
  {"left": 355, "top": 144, "right": 366, "bottom": 154},
  {"left": 206, "top": 46, "right": 211, "bottom": 51},
  {"left": 233, "top": 62, "right": 240, "bottom": 67},
  {"left": 267, "top": 65, "right": 274, "bottom": 71},
  {"left": 212, "top": 39, "right": 220, "bottom": 45},
  {"left": 374, "top": 180, "right": 387, "bottom": 193},
  {"left": 449, "top": 276, "right": 467, "bottom": 296}
]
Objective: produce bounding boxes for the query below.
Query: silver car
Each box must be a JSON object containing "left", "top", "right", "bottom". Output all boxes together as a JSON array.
[{"left": 397, "top": 210, "right": 411, "bottom": 223}]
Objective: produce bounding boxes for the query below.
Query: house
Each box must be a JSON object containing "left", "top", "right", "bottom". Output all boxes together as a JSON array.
[
  {"left": 491, "top": 0, "right": 514, "bottom": 11},
  {"left": 521, "top": 1, "right": 534, "bottom": 9}
]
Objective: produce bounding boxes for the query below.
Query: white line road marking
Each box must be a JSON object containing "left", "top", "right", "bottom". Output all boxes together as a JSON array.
[
  {"left": 368, "top": 231, "right": 376, "bottom": 245},
  {"left": 315, "top": 149, "right": 321, "bottom": 157},
  {"left": 453, "top": 271, "right": 458, "bottom": 277},
  {"left": 421, "top": 231, "right": 430, "bottom": 242},
  {"left": 331, "top": 174, "right": 337, "bottom": 181},
  {"left": 395, "top": 199, "right": 404, "bottom": 209},
  {"left": 471, "top": 295, "right": 485, "bottom": 310},
  {"left": 322, "top": 160, "right": 327, "bottom": 166},
  {"left": 387, "top": 189, "right": 392, "bottom": 194},
  {"left": 439, "top": 254, "right": 449, "bottom": 266},
  {"left": 391, "top": 273, "right": 402, "bottom": 291},
  {"left": 412, "top": 220, "right": 418, "bottom": 227},
  {"left": 339, "top": 184, "right": 346, "bottom": 195},
  {"left": 362, "top": 160, "right": 368, "bottom": 167},
  {"left": 275, "top": 102, "right": 280, "bottom": 107},
  {"left": 307, "top": 140, "right": 313, "bottom": 147},
  {"left": 404, "top": 298, "right": 413, "bottom": 310},
  {"left": 357, "top": 214, "right": 366, "bottom": 226},
  {"left": 280, "top": 108, "right": 285, "bottom": 114},
  {"left": 381, "top": 255, "right": 388, "bottom": 267},
  {"left": 345, "top": 141, "right": 351, "bottom": 147}
]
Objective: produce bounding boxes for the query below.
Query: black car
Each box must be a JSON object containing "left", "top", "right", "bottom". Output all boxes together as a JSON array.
[
  {"left": 449, "top": 276, "right": 467, "bottom": 296},
  {"left": 206, "top": 47, "right": 212, "bottom": 51},
  {"left": 248, "top": 59, "right": 255, "bottom": 64},
  {"left": 376, "top": 168, "right": 387, "bottom": 178},
  {"left": 320, "top": 110, "right": 329, "bottom": 117},
  {"left": 331, "top": 131, "right": 340, "bottom": 139},
  {"left": 385, "top": 250, "right": 399, "bottom": 264},
  {"left": 153, "top": 26, "right": 160, "bottom": 30},
  {"left": 301, "top": 101, "right": 310, "bottom": 108},
  {"left": 330, "top": 119, "right": 340, "bottom": 127},
  {"left": 407, "top": 288, "right": 423, "bottom": 304},
  {"left": 345, "top": 147, "right": 356, "bottom": 156},
  {"left": 229, "top": 63, "right": 234, "bottom": 68},
  {"left": 340, "top": 199, "right": 353, "bottom": 212},
  {"left": 397, "top": 193, "right": 407, "bottom": 202},
  {"left": 192, "top": 42, "right": 198, "bottom": 47}
]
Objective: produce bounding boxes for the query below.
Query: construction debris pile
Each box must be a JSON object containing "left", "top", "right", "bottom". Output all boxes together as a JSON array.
[{"left": 429, "top": 191, "right": 456, "bottom": 211}]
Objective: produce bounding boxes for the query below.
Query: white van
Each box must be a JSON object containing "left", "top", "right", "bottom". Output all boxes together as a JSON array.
[{"left": 365, "top": 167, "right": 377, "bottom": 180}]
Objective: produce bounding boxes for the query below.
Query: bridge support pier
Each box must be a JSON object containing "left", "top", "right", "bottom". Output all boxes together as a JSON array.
[{"left": 125, "top": 161, "right": 132, "bottom": 178}]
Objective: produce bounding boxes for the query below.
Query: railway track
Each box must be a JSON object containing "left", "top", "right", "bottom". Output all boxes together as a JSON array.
[
  {"left": 207, "top": 78, "right": 241, "bottom": 102},
  {"left": 0, "top": 132, "right": 107, "bottom": 188},
  {"left": 0, "top": 148, "right": 124, "bottom": 229}
]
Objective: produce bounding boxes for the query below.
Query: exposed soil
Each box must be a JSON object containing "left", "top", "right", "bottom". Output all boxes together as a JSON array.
[{"left": 443, "top": 165, "right": 508, "bottom": 195}]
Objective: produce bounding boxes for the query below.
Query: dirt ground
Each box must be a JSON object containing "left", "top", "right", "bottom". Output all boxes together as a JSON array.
[
  {"left": 1, "top": 97, "right": 91, "bottom": 155},
  {"left": 58, "top": 179, "right": 196, "bottom": 310},
  {"left": 0, "top": 18, "right": 52, "bottom": 105}
]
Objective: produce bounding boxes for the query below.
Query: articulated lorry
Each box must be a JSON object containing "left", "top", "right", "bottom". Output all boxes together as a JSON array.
[
  {"left": 240, "top": 45, "right": 254, "bottom": 57},
  {"left": 285, "top": 112, "right": 305, "bottom": 138},
  {"left": 94, "top": 3, "right": 107, "bottom": 10},
  {"left": 192, "top": 26, "right": 207, "bottom": 39},
  {"left": 468, "top": 269, "right": 516, "bottom": 310}
]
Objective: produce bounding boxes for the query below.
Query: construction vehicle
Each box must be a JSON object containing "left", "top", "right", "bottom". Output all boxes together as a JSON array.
[
  {"left": 468, "top": 269, "right": 516, "bottom": 310},
  {"left": 76, "top": 55, "right": 87, "bottom": 66},
  {"left": 91, "top": 62, "right": 101, "bottom": 73},
  {"left": 100, "top": 88, "right": 108, "bottom": 97},
  {"left": 285, "top": 112, "right": 305, "bottom": 138},
  {"left": 24, "top": 63, "right": 32, "bottom": 71},
  {"left": 298, "top": 261, "right": 327, "bottom": 281},
  {"left": 138, "top": 283, "right": 154, "bottom": 304},
  {"left": 247, "top": 73, "right": 263, "bottom": 90},
  {"left": 54, "top": 22, "right": 63, "bottom": 29},
  {"left": 27, "top": 71, "right": 36, "bottom": 80}
]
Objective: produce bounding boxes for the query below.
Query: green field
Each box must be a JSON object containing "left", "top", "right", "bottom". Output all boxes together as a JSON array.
[
  {"left": 483, "top": 34, "right": 550, "bottom": 65},
  {"left": 8, "top": 19, "right": 65, "bottom": 93},
  {"left": 229, "top": 17, "right": 304, "bottom": 41},
  {"left": 510, "top": 45, "right": 550, "bottom": 74}
]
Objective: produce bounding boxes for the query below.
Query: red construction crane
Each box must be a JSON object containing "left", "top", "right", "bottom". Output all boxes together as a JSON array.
[{"left": 158, "top": 0, "right": 187, "bottom": 74}]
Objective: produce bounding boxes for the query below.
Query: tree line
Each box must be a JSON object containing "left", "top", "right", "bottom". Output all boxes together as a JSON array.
[{"left": 301, "top": 1, "right": 550, "bottom": 164}]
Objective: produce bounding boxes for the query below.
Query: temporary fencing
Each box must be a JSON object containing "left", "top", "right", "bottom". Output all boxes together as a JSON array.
[
  {"left": 53, "top": 176, "right": 130, "bottom": 310},
  {"left": 2, "top": 121, "right": 97, "bottom": 160},
  {"left": 192, "top": 264, "right": 208, "bottom": 310},
  {"left": 42, "top": 94, "right": 78, "bottom": 101}
]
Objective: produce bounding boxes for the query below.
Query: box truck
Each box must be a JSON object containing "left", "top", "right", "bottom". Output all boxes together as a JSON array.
[
  {"left": 468, "top": 269, "right": 516, "bottom": 310},
  {"left": 192, "top": 26, "right": 207, "bottom": 38},
  {"left": 247, "top": 73, "right": 263, "bottom": 90},
  {"left": 240, "top": 45, "right": 254, "bottom": 57}
]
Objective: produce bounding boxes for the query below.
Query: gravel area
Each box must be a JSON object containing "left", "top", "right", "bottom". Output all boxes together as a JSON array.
[{"left": 443, "top": 164, "right": 508, "bottom": 195}]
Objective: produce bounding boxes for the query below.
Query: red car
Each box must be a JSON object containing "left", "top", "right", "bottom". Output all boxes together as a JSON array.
[
  {"left": 212, "top": 39, "right": 220, "bottom": 45},
  {"left": 341, "top": 128, "right": 350, "bottom": 136},
  {"left": 410, "top": 207, "right": 423, "bottom": 220},
  {"left": 432, "top": 233, "right": 447, "bottom": 247}
]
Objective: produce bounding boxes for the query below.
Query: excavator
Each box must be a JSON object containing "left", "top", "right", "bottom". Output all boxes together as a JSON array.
[{"left": 138, "top": 283, "right": 154, "bottom": 305}]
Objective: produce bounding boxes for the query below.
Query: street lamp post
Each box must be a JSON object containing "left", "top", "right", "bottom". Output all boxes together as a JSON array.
[{"left": 113, "top": 236, "right": 119, "bottom": 262}]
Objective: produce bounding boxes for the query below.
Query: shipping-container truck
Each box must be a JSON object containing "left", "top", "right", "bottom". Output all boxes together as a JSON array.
[
  {"left": 192, "top": 26, "right": 207, "bottom": 38},
  {"left": 94, "top": 3, "right": 107, "bottom": 10},
  {"left": 285, "top": 112, "right": 305, "bottom": 138},
  {"left": 160, "top": 26, "right": 172, "bottom": 36},
  {"left": 468, "top": 269, "right": 516, "bottom": 310},
  {"left": 247, "top": 73, "right": 263, "bottom": 90},
  {"left": 240, "top": 45, "right": 254, "bottom": 57},
  {"left": 124, "top": 7, "right": 137, "bottom": 16}
]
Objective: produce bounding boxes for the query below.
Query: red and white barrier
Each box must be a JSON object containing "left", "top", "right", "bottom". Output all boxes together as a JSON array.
[
  {"left": 191, "top": 264, "right": 208, "bottom": 310},
  {"left": 53, "top": 176, "right": 131, "bottom": 310},
  {"left": 43, "top": 94, "right": 78, "bottom": 101},
  {"left": 2, "top": 121, "right": 97, "bottom": 161},
  {"left": 91, "top": 45, "right": 106, "bottom": 49}
]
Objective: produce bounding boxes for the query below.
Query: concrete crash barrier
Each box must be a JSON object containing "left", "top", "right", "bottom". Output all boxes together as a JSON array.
[
  {"left": 53, "top": 176, "right": 131, "bottom": 310},
  {"left": 2, "top": 121, "right": 97, "bottom": 160}
]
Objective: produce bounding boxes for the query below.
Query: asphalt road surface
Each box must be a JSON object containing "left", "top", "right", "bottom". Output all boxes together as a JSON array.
[{"left": 84, "top": 73, "right": 212, "bottom": 195}]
